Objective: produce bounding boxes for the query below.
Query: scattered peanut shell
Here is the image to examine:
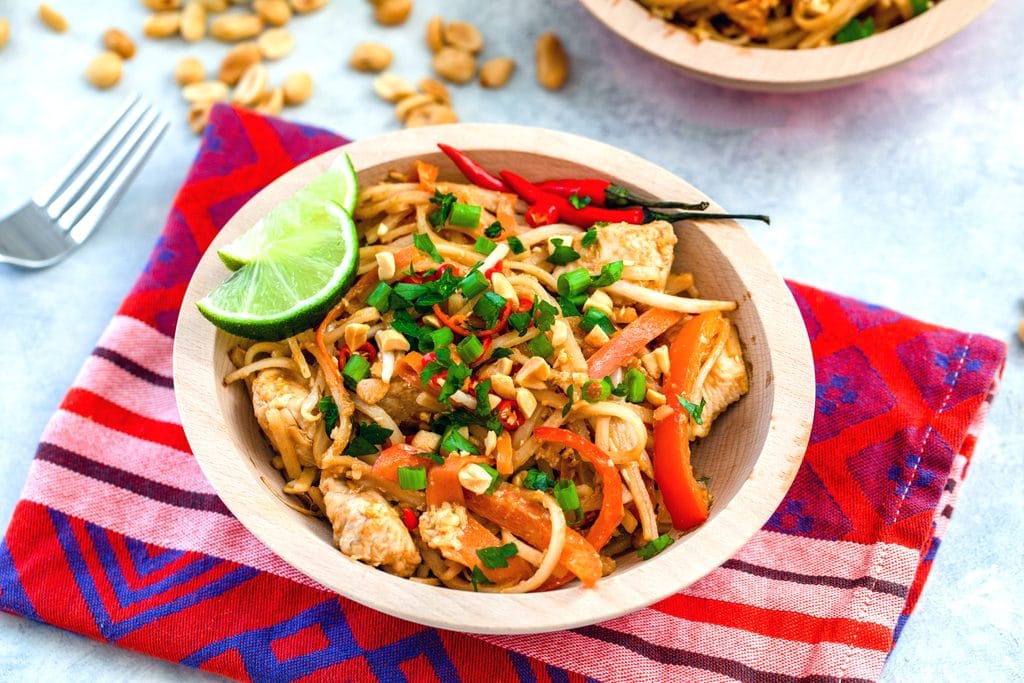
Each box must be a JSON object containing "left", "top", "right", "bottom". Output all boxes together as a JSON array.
[
  {"left": 290, "top": 0, "right": 328, "bottom": 14},
  {"left": 232, "top": 63, "right": 268, "bottom": 105},
  {"left": 174, "top": 55, "right": 205, "bottom": 86},
  {"left": 374, "top": 0, "right": 412, "bottom": 26},
  {"left": 143, "top": 11, "right": 181, "bottom": 38},
  {"left": 257, "top": 27, "right": 293, "bottom": 59},
  {"left": 418, "top": 77, "right": 450, "bottom": 104},
  {"left": 256, "top": 86, "right": 284, "bottom": 115},
  {"left": 405, "top": 103, "right": 458, "bottom": 128},
  {"left": 180, "top": 1, "right": 207, "bottom": 42},
  {"left": 372, "top": 72, "right": 416, "bottom": 102},
  {"left": 535, "top": 32, "right": 568, "bottom": 90},
  {"left": 282, "top": 71, "right": 313, "bottom": 105},
  {"left": 144, "top": 0, "right": 181, "bottom": 10},
  {"left": 425, "top": 16, "right": 444, "bottom": 53},
  {"left": 350, "top": 42, "right": 392, "bottom": 73},
  {"left": 393, "top": 93, "right": 436, "bottom": 123},
  {"left": 188, "top": 101, "right": 212, "bottom": 134},
  {"left": 0, "top": 19, "right": 8, "bottom": 51},
  {"left": 182, "top": 79, "right": 229, "bottom": 103},
  {"left": 39, "top": 4, "right": 68, "bottom": 33},
  {"left": 85, "top": 51, "right": 123, "bottom": 89},
  {"left": 443, "top": 21, "right": 483, "bottom": 54},
  {"left": 102, "top": 28, "right": 136, "bottom": 60},
  {"left": 218, "top": 41, "right": 261, "bottom": 85},
  {"left": 209, "top": 12, "right": 262, "bottom": 41},
  {"left": 253, "top": 0, "right": 291, "bottom": 25},
  {"left": 432, "top": 46, "right": 475, "bottom": 84},
  {"left": 479, "top": 56, "right": 515, "bottom": 88}
]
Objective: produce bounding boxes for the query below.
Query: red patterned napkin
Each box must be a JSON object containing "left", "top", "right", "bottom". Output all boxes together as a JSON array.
[{"left": 0, "top": 106, "right": 1007, "bottom": 683}]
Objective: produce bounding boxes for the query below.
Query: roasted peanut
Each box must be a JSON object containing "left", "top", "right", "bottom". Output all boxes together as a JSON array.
[
  {"left": 393, "top": 93, "right": 434, "bottom": 122},
  {"left": 256, "top": 86, "right": 284, "bottom": 115},
  {"left": 349, "top": 42, "right": 392, "bottom": 72},
  {"left": 374, "top": 0, "right": 412, "bottom": 26},
  {"left": 0, "top": 19, "right": 9, "bottom": 51},
  {"left": 432, "top": 47, "right": 475, "bottom": 84},
  {"left": 535, "top": 32, "right": 569, "bottom": 90},
  {"left": 253, "top": 0, "right": 291, "bottom": 25},
  {"left": 218, "top": 41, "right": 260, "bottom": 84},
  {"left": 209, "top": 12, "right": 262, "bottom": 41},
  {"left": 198, "top": 0, "right": 228, "bottom": 11},
  {"left": 101, "top": 28, "right": 136, "bottom": 60},
  {"left": 39, "top": 4, "right": 68, "bottom": 32},
  {"left": 85, "top": 51, "right": 123, "bottom": 89},
  {"left": 443, "top": 21, "right": 483, "bottom": 53},
  {"left": 182, "top": 79, "right": 229, "bottom": 103},
  {"left": 143, "top": 11, "right": 181, "bottom": 38},
  {"left": 143, "top": 0, "right": 181, "bottom": 9},
  {"left": 180, "top": 1, "right": 206, "bottom": 42},
  {"left": 188, "top": 101, "right": 212, "bottom": 134},
  {"left": 480, "top": 57, "right": 515, "bottom": 88},
  {"left": 425, "top": 16, "right": 444, "bottom": 52},
  {"left": 232, "top": 63, "right": 268, "bottom": 106},
  {"left": 373, "top": 72, "right": 416, "bottom": 102},
  {"left": 417, "top": 77, "right": 449, "bottom": 103},
  {"left": 404, "top": 103, "right": 458, "bottom": 128},
  {"left": 290, "top": 0, "right": 328, "bottom": 13},
  {"left": 282, "top": 71, "right": 313, "bottom": 105},
  {"left": 174, "top": 55, "right": 205, "bottom": 85},
  {"left": 257, "top": 27, "right": 293, "bottom": 59}
]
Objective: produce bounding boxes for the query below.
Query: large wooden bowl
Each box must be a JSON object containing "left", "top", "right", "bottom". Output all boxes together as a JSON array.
[
  {"left": 174, "top": 124, "right": 814, "bottom": 634},
  {"left": 579, "top": 0, "right": 992, "bottom": 92}
]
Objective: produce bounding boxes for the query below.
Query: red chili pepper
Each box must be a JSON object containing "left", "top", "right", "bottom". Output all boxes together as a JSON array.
[
  {"left": 437, "top": 144, "right": 510, "bottom": 192},
  {"left": 432, "top": 300, "right": 513, "bottom": 338},
  {"left": 401, "top": 508, "right": 419, "bottom": 531},
  {"left": 483, "top": 261, "right": 503, "bottom": 278},
  {"left": 526, "top": 202, "right": 560, "bottom": 227},
  {"left": 537, "top": 178, "right": 710, "bottom": 211},
  {"left": 496, "top": 399, "right": 524, "bottom": 431},
  {"left": 420, "top": 351, "right": 446, "bottom": 390},
  {"left": 337, "top": 342, "right": 377, "bottom": 371},
  {"left": 400, "top": 263, "right": 454, "bottom": 284}
]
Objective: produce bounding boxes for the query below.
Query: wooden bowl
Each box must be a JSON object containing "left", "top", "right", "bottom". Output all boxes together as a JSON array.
[
  {"left": 173, "top": 124, "right": 814, "bottom": 634},
  {"left": 579, "top": 0, "right": 992, "bottom": 92}
]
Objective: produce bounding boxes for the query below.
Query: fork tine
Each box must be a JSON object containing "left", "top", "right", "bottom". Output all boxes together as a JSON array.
[
  {"left": 44, "top": 99, "right": 152, "bottom": 221},
  {"left": 31, "top": 94, "right": 142, "bottom": 208},
  {"left": 65, "top": 115, "right": 169, "bottom": 245},
  {"left": 57, "top": 107, "right": 161, "bottom": 232}
]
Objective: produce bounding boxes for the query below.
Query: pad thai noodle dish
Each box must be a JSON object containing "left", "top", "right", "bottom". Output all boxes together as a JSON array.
[
  {"left": 223, "top": 146, "right": 763, "bottom": 593},
  {"left": 639, "top": 0, "right": 938, "bottom": 49}
]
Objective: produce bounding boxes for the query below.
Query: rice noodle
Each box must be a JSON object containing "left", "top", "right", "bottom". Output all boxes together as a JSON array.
[{"left": 607, "top": 280, "right": 736, "bottom": 313}]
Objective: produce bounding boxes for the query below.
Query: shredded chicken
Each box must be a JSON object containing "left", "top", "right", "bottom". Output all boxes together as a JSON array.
[
  {"left": 693, "top": 325, "right": 748, "bottom": 438},
  {"left": 573, "top": 221, "right": 677, "bottom": 291},
  {"left": 252, "top": 368, "right": 317, "bottom": 467},
  {"left": 375, "top": 377, "right": 422, "bottom": 425},
  {"left": 320, "top": 477, "right": 421, "bottom": 577}
]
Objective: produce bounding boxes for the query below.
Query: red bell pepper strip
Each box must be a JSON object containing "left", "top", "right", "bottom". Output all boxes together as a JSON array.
[
  {"left": 437, "top": 143, "right": 510, "bottom": 192},
  {"left": 534, "top": 427, "right": 623, "bottom": 551},
  {"left": 653, "top": 311, "right": 720, "bottom": 530},
  {"left": 537, "top": 178, "right": 710, "bottom": 211}
]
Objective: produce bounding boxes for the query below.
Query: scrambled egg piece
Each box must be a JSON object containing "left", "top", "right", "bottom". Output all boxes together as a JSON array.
[
  {"left": 320, "top": 477, "right": 421, "bottom": 577},
  {"left": 693, "top": 324, "right": 748, "bottom": 438},
  {"left": 417, "top": 502, "right": 468, "bottom": 557},
  {"left": 252, "top": 368, "right": 316, "bottom": 467},
  {"left": 573, "top": 221, "right": 677, "bottom": 291}
]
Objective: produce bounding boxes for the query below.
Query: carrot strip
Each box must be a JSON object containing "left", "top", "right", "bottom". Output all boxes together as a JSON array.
[
  {"left": 416, "top": 161, "right": 439, "bottom": 193},
  {"left": 443, "top": 516, "right": 534, "bottom": 585},
  {"left": 587, "top": 307, "right": 684, "bottom": 379},
  {"left": 370, "top": 444, "right": 437, "bottom": 482}
]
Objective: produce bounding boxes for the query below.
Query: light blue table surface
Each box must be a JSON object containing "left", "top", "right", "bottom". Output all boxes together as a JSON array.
[{"left": 1, "top": 0, "right": 1021, "bottom": 680}]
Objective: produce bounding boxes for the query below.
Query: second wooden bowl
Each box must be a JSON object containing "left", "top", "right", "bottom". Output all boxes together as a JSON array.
[{"left": 173, "top": 123, "right": 815, "bottom": 634}]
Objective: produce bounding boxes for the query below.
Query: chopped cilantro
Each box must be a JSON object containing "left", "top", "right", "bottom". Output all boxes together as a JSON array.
[
  {"left": 508, "top": 310, "right": 532, "bottom": 335},
  {"left": 678, "top": 396, "right": 707, "bottom": 425},
  {"left": 470, "top": 565, "right": 493, "bottom": 591},
  {"left": 484, "top": 221, "right": 504, "bottom": 239},
  {"left": 562, "top": 385, "right": 575, "bottom": 417},
  {"left": 522, "top": 468, "right": 555, "bottom": 492},
  {"left": 428, "top": 190, "right": 457, "bottom": 227},
  {"left": 581, "top": 226, "right": 598, "bottom": 248},
  {"left": 491, "top": 347, "right": 512, "bottom": 359},
  {"left": 475, "top": 379, "right": 493, "bottom": 417},
  {"left": 318, "top": 396, "right": 338, "bottom": 435},
  {"left": 342, "top": 421, "right": 393, "bottom": 457},
  {"left": 568, "top": 193, "right": 592, "bottom": 209},
  {"left": 910, "top": 0, "right": 928, "bottom": 13},
  {"left": 834, "top": 17, "right": 875, "bottom": 43},
  {"left": 413, "top": 233, "right": 443, "bottom": 263},
  {"left": 534, "top": 300, "right": 559, "bottom": 332},
  {"left": 546, "top": 237, "right": 581, "bottom": 266},
  {"left": 438, "top": 360, "right": 471, "bottom": 405},
  {"left": 506, "top": 236, "right": 526, "bottom": 254},
  {"left": 476, "top": 543, "right": 518, "bottom": 569}
]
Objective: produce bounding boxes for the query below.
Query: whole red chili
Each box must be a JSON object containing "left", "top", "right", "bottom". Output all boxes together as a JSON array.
[
  {"left": 526, "top": 202, "right": 560, "bottom": 227},
  {"left": 537, "top": 178, "right": 709, "bottom": 211},
  {"left": 437, "top": 144, "right": 510, "bottom": 192},
  {"left": 496, "top": 399, "right": 524, "bottom": 431}
]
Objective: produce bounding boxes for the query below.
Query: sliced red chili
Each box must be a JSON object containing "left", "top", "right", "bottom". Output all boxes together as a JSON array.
[
  {"left": 400, "top": 263, "right": 454, "bottom": 284},
  {"left": 496, "top": 399, "right": 524, "bottom": 431},
  {"left": 337, "top": 342, "right": 377, "bottom": 371},
  {"left": 401, "top": 508, "right": 419, "bottom": 531}
]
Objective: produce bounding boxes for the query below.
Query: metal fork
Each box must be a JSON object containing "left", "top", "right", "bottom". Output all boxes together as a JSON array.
[{"left": 0, "top": 95, "right": 169, "bottom": 268}]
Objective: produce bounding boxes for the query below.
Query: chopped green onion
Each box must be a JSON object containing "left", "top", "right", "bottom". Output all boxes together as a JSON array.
[
  {"left": 318, "top": 396, "right": 338, "bottom": 435},
  {"left": 562, "top": 385, "right": 575, "bottom": 417},
  {"left": 441, "top": 425, "right": 478, "bottom": 454},
  {"left": 478, "top": 463, "right": 502, "bottom": 494},
  {"left": 484, "top": 221, "right": 503, "bottom": 238},
  {"left": 636, "top": 533, "right": 674, "bottom": 560},
  {"left": 413, "top": 233, "right": 443, "bottom": 263},
  {"left": 591, "top": 260, "right": 623, "bottom": 288},
  {"left": 473, "top": 291, "right": 507, "bottom": 329},
  {"left": 522, "top": 469, "right": 555, "bottom": 492},
  {"left": 678, "top": 396, "right": 707, "bottom": 425},
  {"left": 527, "top": 334, "right": 554, "bottom": 359},
  {"left": 557, "top": 268, "right": 592, "bottom": 297},
  {"left": 546, "top": 238, "right": 581, "bottom": 266},
  {"left": 449, "top": 202, "right": 482, "bottom": 228},
  {"left": 366, "top": 281, "right": 393, "bottom": 313},
  {"left": 397, "top": 466, "right": 427, "bottom": 490},
  {"left": 456, "top": 334, "right": 484, "bottom": 363},
  {"left": 427, "top": 326, "right": 455, "bottom": 351},
  {"left": 582, "top": 378, "right": 612, "bottom": 403},
  {"left": 581, "top": 226, "right": 598, "bottom": 248},
  {"left": 491, "top": 348, "right": 512, "bottom": 359},
  {"left": 506, "top": 236, "right": 526, "bottom": 254},
  {"left": 553, "top": 479, "right": 581, "bottom": 516},
  {"left": 580, "top": 308, "right": 616, "bottom": 335},
  {"left": 476, "top": 543, "right": 518, "bottom": 569},
  {"left": 459, "top": 269, "right": 489, "bottom": 299},
  {"left": 557, "top": 294, "right": 585, "bottom": 318},
  {"left": 469, "top": 565, "right": 493, "bottom": 591},
  {"left": 622, "top": 367, "right": 647, "bottom": 404},
  {"left": 910, "top": 0, "right": 928, "bottom": 13},
  {"left": 834, "top": 17, "right": 875, "bottom": 43},
  {"left": 474, "top": 235, "right": 497, "bottom": 256},
  {"left": 568, "top": 193, "right": 591, "bottom": 209},
  {"left": 341, "top": 354, "right": 370, "bottom": 390}
]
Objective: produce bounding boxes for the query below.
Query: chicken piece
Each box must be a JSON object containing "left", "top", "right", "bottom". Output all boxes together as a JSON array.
[
  {"left": 693, "top": 324, "right": 748, "bottom": 438},
  {"left": 418, "top": 501, "right": 469, "bottom": 554},
  {"left": 573, "top": 221, "right": 677, "bottom": 291},
  {"left": 375, "top": 377, "right": 423, "bottom": 426},
  {"left": 320, "top": 477, "right": 421, "bottom": 577},
  {"left": 252, "top": 368, "right": 317, "bottom": 468}
]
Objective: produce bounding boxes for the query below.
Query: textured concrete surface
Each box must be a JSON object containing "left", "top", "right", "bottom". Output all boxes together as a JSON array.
[{"left": 0, "top": 0, "right": 1021, "bottom": 680}]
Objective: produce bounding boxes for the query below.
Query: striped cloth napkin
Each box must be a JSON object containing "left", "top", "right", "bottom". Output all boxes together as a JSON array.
[{"left": 0, "top": 105, "right": 1007, "bottom": 683}]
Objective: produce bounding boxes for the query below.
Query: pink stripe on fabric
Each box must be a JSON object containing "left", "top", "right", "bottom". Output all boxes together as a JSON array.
[
  {"left": 43, "top": 411, "right": 213, "bottom": 494},
  {"left": 99, "top": 315, "right": 174, "bottom": 378},
  {"left": 683, "top": 565, "right": 907, "bottom": 627},
  {"left": 74, "top": 356, "right": 180, "bottom": 425},
  {"left": 733, "top": 530, "right": 921, "bottom": 584},
  {"left": 22, "top": 460, "right": 323, "bottom": 590},
  {"left": 932, "top": 455, "right": 966, "bottom": 540}
]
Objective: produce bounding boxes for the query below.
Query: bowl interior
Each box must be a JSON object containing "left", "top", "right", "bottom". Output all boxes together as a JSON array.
[{"left": 175, "top": 124, "right": 813, "bottom": 634}]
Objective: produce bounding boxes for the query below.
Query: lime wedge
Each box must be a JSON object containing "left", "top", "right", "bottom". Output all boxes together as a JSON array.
[{"left": 196, "top": 154, "right": 360, "bottom": 341}]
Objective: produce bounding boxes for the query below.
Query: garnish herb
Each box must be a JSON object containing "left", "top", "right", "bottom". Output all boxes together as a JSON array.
[
  {"left": 397, "top": 466, "right": 427, "bottom": 491},
  {"left": 506, "top": 236, "right": 526, "bottom": 254},
  {"left": 342, "top": 421, "right": 393, "bottom": 457},
  {"left": 678, "top": 396, "right": 707, "bottom": 425},
  {"left": 834, "top": 17, "right": 875, "bottom": 43},
  {"left": 637, "top": 533, "right": 674, "bottom": 560},
  {"left": 474, "top": 235, "right": 497, "bottom": 256},
  {"left": 527, "top": 334, "right": 554, "bottom": 359},
  {"left": 590, "top": 260, "right": 623, "bottom": 288},
  {"left": 366, "top": 281, "right": 393, "bottom": 313},
  {"left": 476, "top": 543, "right": 518, "bottom": 569},
  {"left": 491, "top": 347, "right": 513, "bottom": 359},
  {"left": 341, "top": 354, "right": 371, "bottom": 390},
  {"left": 428, "top": 190, "right": 457, "bottom": 227},
  {"left": 508, "top": 310, "right": 532, "bottom": 335},
  {"left": 562, "top": 385, "right": 575, "bottom": 417},
  {"left": 568, "top": 193, "right": 591, "bottom": 209},
  {"left": 479, "top": 463, "right": 502, "bottom": 494},
  {"left": 621, "top": 367, "right": 647, "bottom": 404},
  {"left": 534, "top": 300, "right": 558, "bottom": 332},
  {"left": 318, "top": 396, "right": 338, "bottom": 435},
  {"left": 484, "top": 221, "right": 504, "bottom": 239},
  {"left": 440, "top": 424, "right": 479, "bottom": 454},
  {"left": 473, "top": 291, "right": 507, "bottom": 329},
  {"left": 426, "top": 326, "right": 454, "bottom": 351},
  {"left": 581, "top": 226, "right": 598, "bottom": 248},
  {"left": 438, "top": 360, "right": 471, "bottom": 405},
  {"left": 522, "top": 468, "right": 555, "bottom": 492},
  {"left": 474, "top": 379, "right": 493, "bottom": 417},
  {"left": 910, "top": 0, "right": 928, "bottom": 14},
  {"left": 449, "top": 202, "right": 482, "bottom": 229},
  {"left": 546, "top": 238, "right": 581, "bottom": 266},
  {"left": 413, "top": 233, "right": 443, "bottom": 263},
  {"left": 470, "top": 565, "right": 493, "bottom": 591}
]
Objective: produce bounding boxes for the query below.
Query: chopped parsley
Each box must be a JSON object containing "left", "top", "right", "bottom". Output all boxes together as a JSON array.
[
  {"left": 318, "top": 396, "right": 338, "bottom": 435},
  {"left": 546, "top": 237, "right": 581, "bottom": 266},
  {"left": 342, "top": 421, "right": 393, "bottom": 457},
  {"left": 484, "top": 221, "right": 504, "bottom": 239},
  {"left": 476, "top": 543, "right": 518, "bottom": 569},
  {"left": 428, "top": 190, "right": 457, "bottom": 227},
  {"left": 413, "top": 232, "right": 443, "bottom": 263},
  {"left": 440, "top": 424, "right": 478, "bottom": 454},
  {"left": 678, "top": 396, "right": 707, "bottom": 425},
  {"left": 470, "top": 565, "right": 493, "bottom": 591}
]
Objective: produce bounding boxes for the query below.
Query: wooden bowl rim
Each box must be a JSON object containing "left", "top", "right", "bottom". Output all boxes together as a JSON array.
[
  {"left": 173, "top": 123, "right": 814, "bottom": 634},
  {"left": 578, "top": 0, "right": 993, "bottom": 92}
]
